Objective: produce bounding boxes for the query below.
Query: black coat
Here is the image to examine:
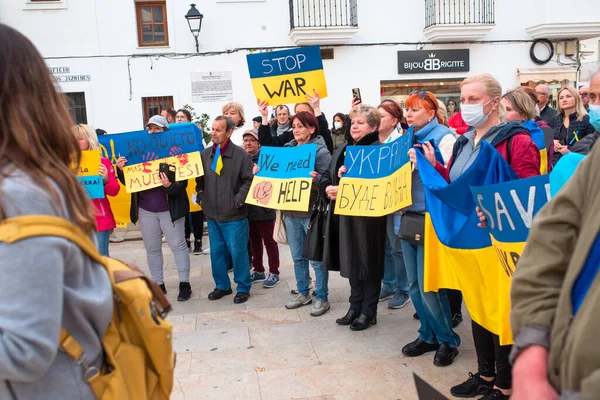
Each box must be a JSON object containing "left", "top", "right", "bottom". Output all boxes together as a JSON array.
[
  {"left": 551, "top": 112, "right": 597, "bottom": 165},
  {"left": 116, "top": 169, "right": 189, "bottom": 224},
  {"left": 320, "top": 131, "right": 387, "bottom": 280},
  {"left": 247, "top": 151, "right": 276, "bottom": 223}
]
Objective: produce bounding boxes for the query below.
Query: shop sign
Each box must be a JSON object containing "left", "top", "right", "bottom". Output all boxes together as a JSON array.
[{"left": 398, "top": 49, "right": 470, "bottom": 74}]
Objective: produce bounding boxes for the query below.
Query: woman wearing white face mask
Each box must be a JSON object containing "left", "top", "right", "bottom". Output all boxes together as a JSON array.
[
  {"left": 331, "top": 112, "right": 347, "bottom": 151},
  {"left": 413, "top": 74, "right": 540, "bottom": 400}
]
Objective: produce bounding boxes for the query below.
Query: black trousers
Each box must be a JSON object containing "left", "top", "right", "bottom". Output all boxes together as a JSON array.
[
  {"left": 349, "top": 275, "right": 381, "bottom": 317},
  {"left": 447, "top": 289, "right": 463, "bottom": 316},
  {"left": 184, "top": 211, "right": 204, "bottom": 241},
  {"left": 472, "top": 320, "right": 512, "bottom": 390}
]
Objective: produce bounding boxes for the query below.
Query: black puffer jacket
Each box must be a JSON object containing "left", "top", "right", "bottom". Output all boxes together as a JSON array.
[
  {"left": 551, "top": 112, "right": 597, "bottom": 164},
  {"left": 247, "top": 151, "right": 276, "bottom": 223},
  {"left": 116, "top": 169, "right": 189, "bottom": 224}
]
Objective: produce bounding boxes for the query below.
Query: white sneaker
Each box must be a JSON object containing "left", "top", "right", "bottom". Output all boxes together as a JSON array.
[
  {"left": 310, "top": 299, "right": 330, "bottom": 316},
  {"left": 162, "top": 235, "right": 167, "bottom": 243},
  {"left": 109, "top": 234, "right": 124, "bottom": 243},
  {"left": 285, "top": 293, "right": 312, "bottom": 309},
  {"left": 202, "top": 248, "right": 210, "bottom": 255}
]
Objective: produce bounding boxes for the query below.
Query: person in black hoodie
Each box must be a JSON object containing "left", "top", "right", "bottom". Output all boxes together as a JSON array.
[
  {"left": 242, "top": 129, "right": 281, "bottom": 288},
  {"left": 321, "top": 104, "right": 387, "bottom": 331},
  {"left": 116, "top": 115, "right": 192, "bottom": 302}
]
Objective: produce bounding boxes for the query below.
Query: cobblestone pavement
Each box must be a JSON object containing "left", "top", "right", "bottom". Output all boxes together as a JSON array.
[{"left": 110, "top": 237, "right": 476, "bottom": 400}]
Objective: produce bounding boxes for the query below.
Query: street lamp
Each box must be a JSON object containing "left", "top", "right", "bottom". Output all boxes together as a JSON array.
[{"left": 185, "top": 4, "right": 203, "bottom": 53}]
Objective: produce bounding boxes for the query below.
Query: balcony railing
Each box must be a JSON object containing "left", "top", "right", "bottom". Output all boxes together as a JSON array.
[
  {"left": 424, "top": 0, "right": 495, "bottom": 28},
  {"left": 289, "top": 0, "right": 358, "bottom": 30}
]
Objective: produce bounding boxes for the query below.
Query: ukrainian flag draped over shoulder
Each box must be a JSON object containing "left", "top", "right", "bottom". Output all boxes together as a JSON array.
[{"left": 416, "top": 141, "right": 518, "bottom": 345}]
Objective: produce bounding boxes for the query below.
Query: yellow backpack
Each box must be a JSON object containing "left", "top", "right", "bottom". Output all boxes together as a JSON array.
[{"left": 0, "top": 215, "right": 175, "bottom": 399}]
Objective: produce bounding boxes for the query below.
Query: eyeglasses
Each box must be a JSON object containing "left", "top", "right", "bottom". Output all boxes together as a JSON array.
[
  {"left": 410, "top": 90, "right": 438, "bottom": 111},
  {"left": 536, "top": 92, "right": 549, "bottom": 97}
]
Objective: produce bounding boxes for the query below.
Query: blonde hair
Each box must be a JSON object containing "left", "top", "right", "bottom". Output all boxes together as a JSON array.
[
  {"left": 222, "top": 102, "right": 246, "bottom": 127},
  {"left": 350, "top": 104, "right": 381, "bottom": 129},
  {"left": 557, "top": 86, "right": 587, "bottom": 121},
  {"left": 461, "top": 74, "right": 505, "bottom": 119},
  {"left": 73, "top": 124, "right": 99, "bottom": 151},
  {"left": 502, "top": 90, "right": 537, "bottom": 121},
  {"left": 437, "top": 99, "right": 448, "bottom": 126}
]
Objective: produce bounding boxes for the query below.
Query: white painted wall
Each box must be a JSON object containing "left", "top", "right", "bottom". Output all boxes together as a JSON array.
[{"left": 1, "top": 0, "right": 599, "bottom": 133}]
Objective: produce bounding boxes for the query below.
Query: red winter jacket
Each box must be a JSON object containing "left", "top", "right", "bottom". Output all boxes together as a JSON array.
[
  {"left": 93, "top": 157, "right": 120, "bottom": 232},
  {"left": 448, "top": 111, "right": 469, "bottom": 135},
  {"left": 435, "top": 123, "right": 541, "bottom": 181}
]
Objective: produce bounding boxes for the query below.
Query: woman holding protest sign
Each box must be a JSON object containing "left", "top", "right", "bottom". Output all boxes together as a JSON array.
[
  {"left": 73, "top": 124, "right": 120, "bottom": 256},
  {"left": 399, "top": 90, "right": 459, "bottom": 367},
  {"left": 256, "top": 101, "right": 332, "bottom": 316},
  {"left": 176, "top": 108, "right": 206, "bottom": 255},
  {"left": 322, "top": 104, "right": 388, "bottom": 331},
  {"left": 412, "top": 75, "right": 540, "bottom": 399},
  {"left": 0, "top": 24, "right": 113, "bottom": 399},
  {"left": 115, "top": 115, "right": 192, "bottom": 302}
]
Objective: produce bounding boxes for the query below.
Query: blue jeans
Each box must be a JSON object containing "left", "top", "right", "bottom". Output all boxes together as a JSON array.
[
  {"left": 285, "top": 216, "right": 328, "bottom": 301},
  {"left": 401, "top": 240, "right": 460, "bottom": 348},
  {"left": 95, "top": 230, "right": 110, "bottom": 257},
  {"left": 208, "top": 218, "right": 252, "bottom": 293},
  {"left": 382, "top": 215, "right": 409, "bottom": 295}
]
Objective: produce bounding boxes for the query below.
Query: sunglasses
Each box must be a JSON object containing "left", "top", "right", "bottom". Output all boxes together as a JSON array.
[{"left": 410, "top": 90, "right": 438, "bottom": 111}]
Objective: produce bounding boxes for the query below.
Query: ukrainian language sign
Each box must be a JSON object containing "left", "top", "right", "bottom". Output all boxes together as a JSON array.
[
  {"left": 77, "top": 150, "right": 104, "bottom": 199},
  {"left": 247, "top": 46, "right": 328, "bottom": 105},
  {"left": 397, "top": 49, "right": 470, "bottom": 74},
  {"left": 246, "top": 145, "right": 316, "bottom": 212},
  {"left": 98, "top": 123, "right": 204, "bottom": 194},
  {"left": 335, "top": 132, "right": 413, "bottom": 217}
]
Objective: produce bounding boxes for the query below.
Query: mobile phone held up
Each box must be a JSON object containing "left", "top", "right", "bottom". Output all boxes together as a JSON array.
[
  {"left": 159, "top": 163, "right": 176, "bottom": 183},
  {"left": 352, "top": 88, "right": 362, "bottom": 104}
]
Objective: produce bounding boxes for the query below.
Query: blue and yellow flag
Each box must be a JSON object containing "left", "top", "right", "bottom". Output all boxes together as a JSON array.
[
  {"left": 211, "top": 146, "right": 223, "bottom": 176},
  {"left": 416, "top": 141, "right": 518, "bottom": 345},
  {"left": 522, "top": 120, "right": 547, "bottom": 174}
]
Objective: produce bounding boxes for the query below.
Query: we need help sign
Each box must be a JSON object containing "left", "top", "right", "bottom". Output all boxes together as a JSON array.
[{"left": 246, "top": 46, "right": 328, "bottom": 105}]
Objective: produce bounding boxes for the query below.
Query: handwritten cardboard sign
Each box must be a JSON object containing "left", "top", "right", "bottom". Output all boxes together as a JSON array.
[
  {"left": 335, "top": 132, "right": 413, "bottom": 217},
  {"left": 246, "top": 145, "right": 316, "bottom": 211},
  {"left": 77, "top": 150, "right": 104, "bottom": 199},
  {"left": 98, "top": 123, "right": 205, "bottom": 194},
  {"left": 247, "top": 46, "right": 328, "bottom": 105}
]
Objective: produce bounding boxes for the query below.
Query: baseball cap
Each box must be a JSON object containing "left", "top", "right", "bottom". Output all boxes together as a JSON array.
[
  {"left": 242, "top": 129, "right": 259, "bottom": 141},
  {"left": 145, "top": 115, "right": 169, "bottom": 129}
]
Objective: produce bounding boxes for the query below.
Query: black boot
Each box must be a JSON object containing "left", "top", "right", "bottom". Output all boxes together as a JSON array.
[
  {"left": 349, "top": 314, "right": 377, "bottom": 331},
  {"left": 177, "top": 282, "right": 192, "bottom": 302},
  {"left": 158, "top": 283, "right": 167, "bottom": 295},
  {"left": 336, "top": 309, "right": 360, "bottom": 326},
  {"left": 193, "top": 240, "right": 202, "bottom": 255}
]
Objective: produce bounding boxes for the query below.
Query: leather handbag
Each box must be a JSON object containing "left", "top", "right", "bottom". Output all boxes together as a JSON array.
[
  {"left": 399, "top": 212, "right": 425, "bottom": 245},
  {"left": 302, "top": 198, "right": 328, "bottom": 261}
]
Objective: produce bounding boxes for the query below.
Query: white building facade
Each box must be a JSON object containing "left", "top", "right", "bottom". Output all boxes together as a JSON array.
[{"left": 1, "top": 0, "right": 599, "bottom": 133}]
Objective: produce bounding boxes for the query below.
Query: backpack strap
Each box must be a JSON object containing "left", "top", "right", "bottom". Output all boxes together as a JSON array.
[
  {"left": 506, "top": 135, "right": 514, "bottom": 166},
  {"left": 0, "top": 215, "right": 104, "bottom": 266}
]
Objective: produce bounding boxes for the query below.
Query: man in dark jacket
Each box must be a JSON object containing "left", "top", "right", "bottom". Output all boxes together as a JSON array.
[
  {"left": 242, "top": 129, "right": 281, "bottom": 288},
  {"left": 536, "top": 84, "right": 558, "bottom": 124},
  {"left": 270, "top": 105, "right": 292, "bottom": 137},
  {"left": 196, "top": 116, "right": 254, "bottom": 304}
]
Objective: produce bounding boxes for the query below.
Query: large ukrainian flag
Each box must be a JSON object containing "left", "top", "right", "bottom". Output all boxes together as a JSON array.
[{"left": 416, "top": 142, "right": 518, "bottom": 345}]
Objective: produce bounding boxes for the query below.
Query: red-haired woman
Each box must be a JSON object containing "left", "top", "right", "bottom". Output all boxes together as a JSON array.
[
  {"left": 399, "top": 91, "right": 460, "bottom": 367},
  {"left": 256, "top": 103, "right": 332, "bottom": 317}
]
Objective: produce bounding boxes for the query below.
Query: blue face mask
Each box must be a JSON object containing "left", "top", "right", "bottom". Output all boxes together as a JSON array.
[{"left": 588, "top": 104, "right": 600, "bottom": 132}]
